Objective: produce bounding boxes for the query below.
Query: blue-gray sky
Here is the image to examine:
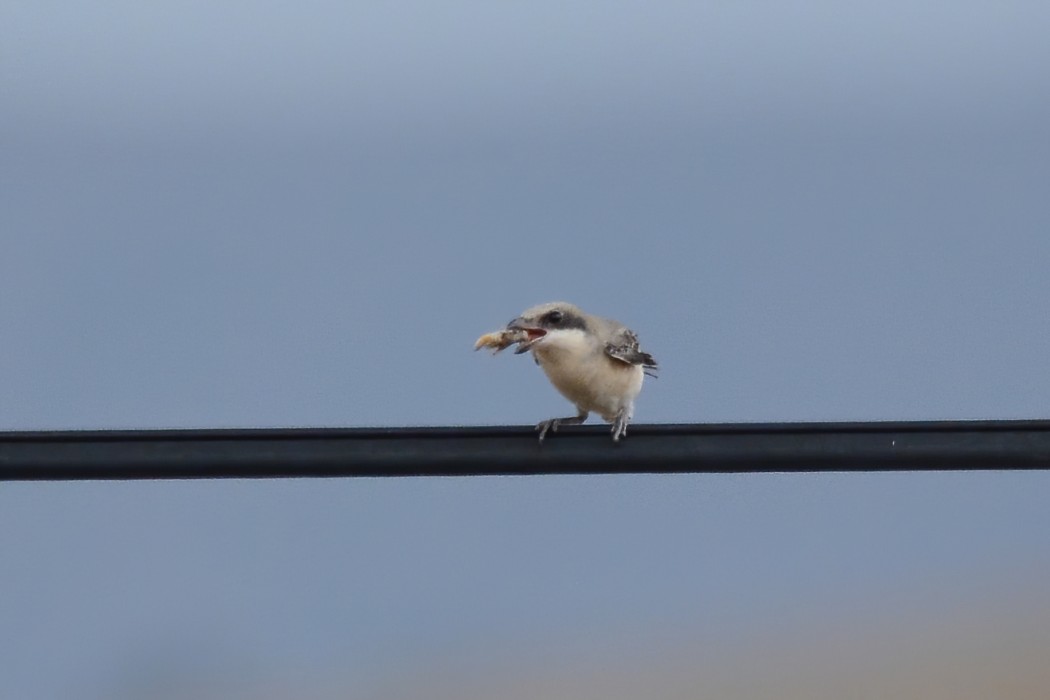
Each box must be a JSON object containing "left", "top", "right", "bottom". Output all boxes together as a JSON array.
[{"left": 3, "top": 3, "right": 1050, "bottom": 698}]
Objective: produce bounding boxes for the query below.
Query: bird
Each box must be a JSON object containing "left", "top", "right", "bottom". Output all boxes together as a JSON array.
[{"left": 485, "top": 301, "right": 657, "bottom": 443}]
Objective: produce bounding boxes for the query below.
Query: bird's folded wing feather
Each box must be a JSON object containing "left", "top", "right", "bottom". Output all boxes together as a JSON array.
[{"left": 604, "top": 327, "right": 658, "bottom": 372}]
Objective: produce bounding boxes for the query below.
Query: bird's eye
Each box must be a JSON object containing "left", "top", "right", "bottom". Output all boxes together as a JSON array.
[{"left": 545, "top": 310, "right": 564, "bottom": 324}]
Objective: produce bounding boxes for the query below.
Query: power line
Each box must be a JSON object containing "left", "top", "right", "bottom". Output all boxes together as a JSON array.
[{"left": 3, "top": 420, "right": 1050, "bottom": 481}]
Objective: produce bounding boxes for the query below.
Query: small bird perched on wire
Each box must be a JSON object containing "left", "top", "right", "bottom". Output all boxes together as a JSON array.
[{"left": 475, "top": 301, "right": 657, "bottom": 442}]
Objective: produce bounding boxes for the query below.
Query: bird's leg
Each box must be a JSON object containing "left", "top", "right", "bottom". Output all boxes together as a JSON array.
[
  {"left": 611, "top": 407, "right": 630, "bottom": 442},
  {"left": 536, "top": 410, "right": 589, "bottom": 443}
]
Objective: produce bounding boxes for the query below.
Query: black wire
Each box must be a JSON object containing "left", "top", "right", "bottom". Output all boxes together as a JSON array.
[{"left": 3, "top": 420, "right": 1050, "bottom": 481}]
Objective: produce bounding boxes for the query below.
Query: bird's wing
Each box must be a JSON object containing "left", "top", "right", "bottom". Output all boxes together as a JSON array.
[{"left": 604, "top": 327, "right": 658, "bottom": 376}]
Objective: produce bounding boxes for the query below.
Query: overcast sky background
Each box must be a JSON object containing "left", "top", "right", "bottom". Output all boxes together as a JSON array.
[{"left": 3, "top": 2, "right": 1050, "bottom": 698}]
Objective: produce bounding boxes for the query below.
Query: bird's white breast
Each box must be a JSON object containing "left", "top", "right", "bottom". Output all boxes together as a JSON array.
[{"left": 531, "top": 328, "right": 644, "bottom": 422}]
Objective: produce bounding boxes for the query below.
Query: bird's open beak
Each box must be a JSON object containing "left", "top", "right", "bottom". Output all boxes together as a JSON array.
[{"left": 506, "top": 317, "right": 547, "bottom": 354}]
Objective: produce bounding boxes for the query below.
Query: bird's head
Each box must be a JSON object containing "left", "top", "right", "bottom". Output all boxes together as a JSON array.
[{"left": 505, "top": 301, "right": 588, "bottom": 354}]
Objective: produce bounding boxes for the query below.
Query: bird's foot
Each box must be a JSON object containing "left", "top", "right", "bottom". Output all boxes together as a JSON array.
[
  {"left": 536, "top": 412, "right": 588, "bottom": 443},
  {"left": 611, "top": 409, "right": 630, "bottom": 443}
]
